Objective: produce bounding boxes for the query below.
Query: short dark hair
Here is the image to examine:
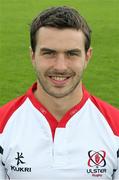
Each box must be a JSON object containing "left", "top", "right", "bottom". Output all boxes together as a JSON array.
[{"left": 30, "top": 6, "right": 92, "bottom": 52}]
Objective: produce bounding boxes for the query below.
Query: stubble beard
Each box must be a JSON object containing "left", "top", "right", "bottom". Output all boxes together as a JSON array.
[{"left": 35, "top": 70, "right": 84, "bottom": 99}]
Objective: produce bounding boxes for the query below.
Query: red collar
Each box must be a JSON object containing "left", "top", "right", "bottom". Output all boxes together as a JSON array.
[{"left": 27, "top": 82, "right": 90, "bottom": 139}]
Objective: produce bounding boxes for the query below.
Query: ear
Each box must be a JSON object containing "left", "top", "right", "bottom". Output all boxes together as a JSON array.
[
  {"left": 29, "top": 47, "right": 35, "bottom": 66},
  {"left": 84, "top": 47, "right": 93, "bottom": 69}
]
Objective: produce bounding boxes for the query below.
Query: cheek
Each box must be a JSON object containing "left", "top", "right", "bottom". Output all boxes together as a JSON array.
[
  {"left": 72, "top": 62, "right": 85, "bottom": 72},
  {"left": 36, "top": 56, "right": 52, "bottom": 67},
  {"left": 33, "top": 57, "right": 43, "bottom": 68},
  {"left": 35, "top": 60, "right": 50, "bottom": 76}
]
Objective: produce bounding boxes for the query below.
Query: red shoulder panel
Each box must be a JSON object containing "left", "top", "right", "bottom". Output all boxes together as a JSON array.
[
  {"left": 0, "top": 95, "right": 27, "bottom": 133},
  {"left": 90, "top": 95, "right": 119, "bottom": 136}
]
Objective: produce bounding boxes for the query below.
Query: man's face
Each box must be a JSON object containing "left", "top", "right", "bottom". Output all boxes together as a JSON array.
[{"left": 31, "top": 27, "right": 92, "bottom": 98}]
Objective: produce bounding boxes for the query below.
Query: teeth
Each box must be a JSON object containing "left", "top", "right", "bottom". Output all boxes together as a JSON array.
[{"left": 51, "top": 76, "right": 67, "bottom": 81}]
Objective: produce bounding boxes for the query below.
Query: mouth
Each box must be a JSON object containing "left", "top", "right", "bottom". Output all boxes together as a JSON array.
[
  {"left": 50, "top": 76, "right": 70, "bottom": 81},
  {"left": 48, "top": 75, "right": 71, "bottom": 86}
]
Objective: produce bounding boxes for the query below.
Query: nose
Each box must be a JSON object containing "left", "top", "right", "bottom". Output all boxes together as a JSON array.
[{"left": 54, "top": 54, "right": 67, "bottom": 71}]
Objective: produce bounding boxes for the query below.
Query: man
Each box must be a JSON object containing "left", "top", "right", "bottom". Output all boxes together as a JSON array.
[{"left": 0, "top": 6, "right": 119, "bottom": 180}]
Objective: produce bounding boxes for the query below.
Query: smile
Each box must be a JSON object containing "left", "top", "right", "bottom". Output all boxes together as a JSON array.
[
  {"left": 48, "top": 76, "right": 71, "bottom": 86},
  {"left": 50, "top": 76, "right": 69, "bottom": 81}
]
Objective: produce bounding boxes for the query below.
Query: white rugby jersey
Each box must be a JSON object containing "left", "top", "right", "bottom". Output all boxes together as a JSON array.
[{"left": 0, "top": 83, "right": 119, "bottom": 180}]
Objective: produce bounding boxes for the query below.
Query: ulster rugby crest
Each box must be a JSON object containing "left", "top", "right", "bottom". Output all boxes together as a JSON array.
[{"left": 87, "top": 150, "right": 107, "bottom": 177}]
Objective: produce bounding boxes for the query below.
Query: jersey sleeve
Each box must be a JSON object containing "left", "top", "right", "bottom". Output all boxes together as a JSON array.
[
  {"left": 90, "top": 95, "right": 119, "bottom": 179},
  {"left": 0, "top": 95, "right": 27, "bottom": 180}
]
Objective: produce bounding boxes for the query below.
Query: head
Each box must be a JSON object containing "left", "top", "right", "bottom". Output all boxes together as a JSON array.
[{"left": 30, "top": 6, "right": 92, "bottom": 98}]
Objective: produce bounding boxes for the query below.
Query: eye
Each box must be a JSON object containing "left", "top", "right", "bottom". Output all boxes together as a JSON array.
[
  {"left": 41, "top": 51, "right": 57, "bottom": 58},
  {"left": 42, "top": 51, "right": 55, "bottom": 55},
  {"left": 69, "top": 52, "right": 78, "bottom": 56},
  {"left": 67, "top": 51, "right": 81, "bottom": 57}
]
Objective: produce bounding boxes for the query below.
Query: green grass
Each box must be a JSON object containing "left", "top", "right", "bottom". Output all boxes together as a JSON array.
[{"left": 0, "top": 0, "right": 119, "bottom": 108}]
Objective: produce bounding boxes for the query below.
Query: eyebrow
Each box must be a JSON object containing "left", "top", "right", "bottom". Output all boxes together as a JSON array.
[
  {"left": 40, "top": 48, "right": 81, "bottom": 53},
  {"left": 40, "top": 48, "right": 56, "bottom": 53}
]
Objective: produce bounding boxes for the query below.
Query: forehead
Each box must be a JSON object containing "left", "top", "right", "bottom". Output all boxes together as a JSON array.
[{"left": 36, "top": 27, "right": 85, "bottom": 50}]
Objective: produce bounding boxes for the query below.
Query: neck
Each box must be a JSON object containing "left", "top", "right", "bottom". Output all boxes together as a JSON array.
[{"left": 34, "top": 82, "right": 83, "bottom": 121}]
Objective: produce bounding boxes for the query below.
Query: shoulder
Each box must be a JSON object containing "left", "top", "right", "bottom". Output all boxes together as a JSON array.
[
  {"left": 89, "top": 95, "right": 119, "bottom": 136},
  {"left": 0, "top": 95, "right": 27, "bottom": 133},
  {"left": 0, "top": 83, "right": 37, "bottom": 133}
]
